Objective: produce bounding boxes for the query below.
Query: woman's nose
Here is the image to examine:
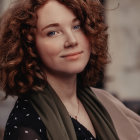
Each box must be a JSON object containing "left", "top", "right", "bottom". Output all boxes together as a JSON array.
[{"left": 64, "top": 31, "right": 78, "bottom": 48}]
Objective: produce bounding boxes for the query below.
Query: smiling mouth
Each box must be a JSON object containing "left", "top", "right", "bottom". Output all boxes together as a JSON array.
[
  {"left": 61, "top": 51, "right": 83, "bottom": 60},
  {"left": 61, "top": 51, "right": 83, "bottom": 57}
]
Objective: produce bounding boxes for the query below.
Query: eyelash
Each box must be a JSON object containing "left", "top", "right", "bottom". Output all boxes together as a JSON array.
[
  {"left": 73, "top": 24, "right": 81, "bottom": 30},
  {"left": 47, "top": 31, "right": 57, "bottom": 37},
  {"left": 46, "top": 24, "right": 81, "bottom": 37}
]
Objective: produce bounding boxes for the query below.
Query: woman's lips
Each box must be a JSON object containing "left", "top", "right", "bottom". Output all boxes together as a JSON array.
[{"left": 61, "top": 51, "right": 83, "bottom": 60}]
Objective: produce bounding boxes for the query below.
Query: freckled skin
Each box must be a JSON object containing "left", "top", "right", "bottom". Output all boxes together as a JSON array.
[{"left": 35, "top": 0, "right": 90, "bottom": 77}]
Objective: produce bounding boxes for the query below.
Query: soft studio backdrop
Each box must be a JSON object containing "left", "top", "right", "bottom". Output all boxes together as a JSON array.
[{"left": 0, "top": 0, "right": 140, "bottom": 139}]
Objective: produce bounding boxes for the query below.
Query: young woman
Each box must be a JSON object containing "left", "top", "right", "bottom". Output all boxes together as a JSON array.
[{"left": 0, "top": 0, "right": 140, "bottom": 140}]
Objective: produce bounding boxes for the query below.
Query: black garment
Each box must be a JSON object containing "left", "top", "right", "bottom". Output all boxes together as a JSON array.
[{"left": 4, "top": 96, "right": 96, "bottom": 140}]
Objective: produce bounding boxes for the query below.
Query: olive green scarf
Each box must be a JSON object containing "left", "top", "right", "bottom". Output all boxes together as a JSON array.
[{"left": 29, "top": 84, "right": 119, "bottom": 140}]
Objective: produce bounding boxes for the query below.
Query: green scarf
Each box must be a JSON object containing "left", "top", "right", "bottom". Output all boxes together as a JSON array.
[{"left": 29, "top": 84, "right": 119, "bottom": 140}]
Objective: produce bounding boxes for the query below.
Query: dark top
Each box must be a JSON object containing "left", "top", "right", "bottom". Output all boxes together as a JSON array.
[{"left": 4, "top": 96, "right": 96, "bottom": 140}]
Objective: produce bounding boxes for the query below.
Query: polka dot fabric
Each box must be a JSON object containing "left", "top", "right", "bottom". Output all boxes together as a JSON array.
[
  {"left": 4, "top": 96, "right": 47, "bottom": 140},
  {"left": 71, "top": 118, "right": 96, "bottom": 140},
  {"left": 4, "top": 96, "right": 96, "bottom": 140}
]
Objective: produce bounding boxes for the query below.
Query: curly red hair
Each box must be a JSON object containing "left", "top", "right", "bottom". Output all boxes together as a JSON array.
[{"left": 0, "top": 0, "right": 108, "bottom": 97}]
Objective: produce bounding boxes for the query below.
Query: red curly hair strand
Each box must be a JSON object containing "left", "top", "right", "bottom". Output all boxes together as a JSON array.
[{"left": 0, "top": 0, "right": 108, "bottom": 97}]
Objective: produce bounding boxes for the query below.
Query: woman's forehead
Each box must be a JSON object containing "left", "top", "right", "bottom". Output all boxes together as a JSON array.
[{"left": 36, "top": 0, "right": 77, "bottom": 29}]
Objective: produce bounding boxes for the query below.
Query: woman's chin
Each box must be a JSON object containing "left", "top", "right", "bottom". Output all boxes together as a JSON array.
[{"left": 65, "top": 66, "right": 86, "bottom": 75}]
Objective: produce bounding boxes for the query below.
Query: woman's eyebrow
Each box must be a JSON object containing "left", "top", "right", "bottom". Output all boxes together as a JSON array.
[
  {"left": 41, "top": 23, "right": 59, "bottom": 31},
  {"left": 41, "top": 18, "right": 79, "bottom": 31},
  {"left": 72, "top": 18, "right": 80, "bottom": 23}
]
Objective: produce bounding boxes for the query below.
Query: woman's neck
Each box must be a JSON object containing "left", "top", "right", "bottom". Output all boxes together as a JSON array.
[
  {"left": 46, "top": 73, "right": 78, "bottom": 102},
  {"left": 46, "top": 72, "right": 80, "bottom": 120}
]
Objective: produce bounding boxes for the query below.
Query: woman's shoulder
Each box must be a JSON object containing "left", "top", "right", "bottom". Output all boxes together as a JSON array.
[
  {"left": 90, "top": 87, "right": 123, "bottom": 106},
  {"left": 90, "top": 87, "right": 140, "bottom": 120},
  {"left": 5, "top": 96, "right": 44, "bottom": 126},
  {"left": 90, "top": 87, "right": 140, "bottom": 140},
  {"left": 90, "top": 87, "right": 139, "bottom": 116},
  {"left": 4, "top": 96, "right": 47, "bottom": 140}
]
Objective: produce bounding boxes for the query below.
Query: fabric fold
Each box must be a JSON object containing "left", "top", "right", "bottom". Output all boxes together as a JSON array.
[{"left": 29, "top": 84, "right": 119, "bottom": 140}]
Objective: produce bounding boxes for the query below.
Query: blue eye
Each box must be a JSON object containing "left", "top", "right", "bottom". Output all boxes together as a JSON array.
[
  {"left": 73, "top": 25, "right": 81, "bottom": 30},
  {"left": 47, "top": 31, "right": 56, "bottom": 37}
]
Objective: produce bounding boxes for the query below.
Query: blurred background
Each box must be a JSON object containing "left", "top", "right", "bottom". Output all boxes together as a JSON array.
[{"left": 0, "top": 0, "right": 140, "bottom": 139}]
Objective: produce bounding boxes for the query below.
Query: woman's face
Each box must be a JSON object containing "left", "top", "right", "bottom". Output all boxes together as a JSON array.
[{"left": 35, "top": 0, "right": 90, "bottom": 77}]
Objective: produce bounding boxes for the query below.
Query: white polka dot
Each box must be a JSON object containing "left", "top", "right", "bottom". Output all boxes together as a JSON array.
[
  {"left": 14, "top": 126, "right": 18, "bottom": 129},
  {"left": 8, "top": 132, "right": 11, "bottom": 135},
  {"left": 16, "top": 105, "right": 18, "bottom": 108},
  {"left": 35, "top": 139, "right": 38, "bottom": 140},
  {"left": 25, "top": 130, "right": 29, "bottom": 134},
  {"left": 78, "top": 127, "right": 81, "bottom": 131},
  {"left": 24, "top": 99, "right": 28, "bottom": 102},
  {"left": 15, "top": 117, "right": 18, "bottom": 120},
  {"left": 38, "top": 117, "right": 41, "bottom": 120},
  {"left": 23, "top": 107, "right": 26, "bottom": 110},
  {"left": 39, "top": 129, "right": 42, "bottom": 132},
  {"left": 26, "top": 114, "right": 30, "bottom": 117},
  {"left": 90, "top": 137, "right": 93, "bottom": 140}
]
